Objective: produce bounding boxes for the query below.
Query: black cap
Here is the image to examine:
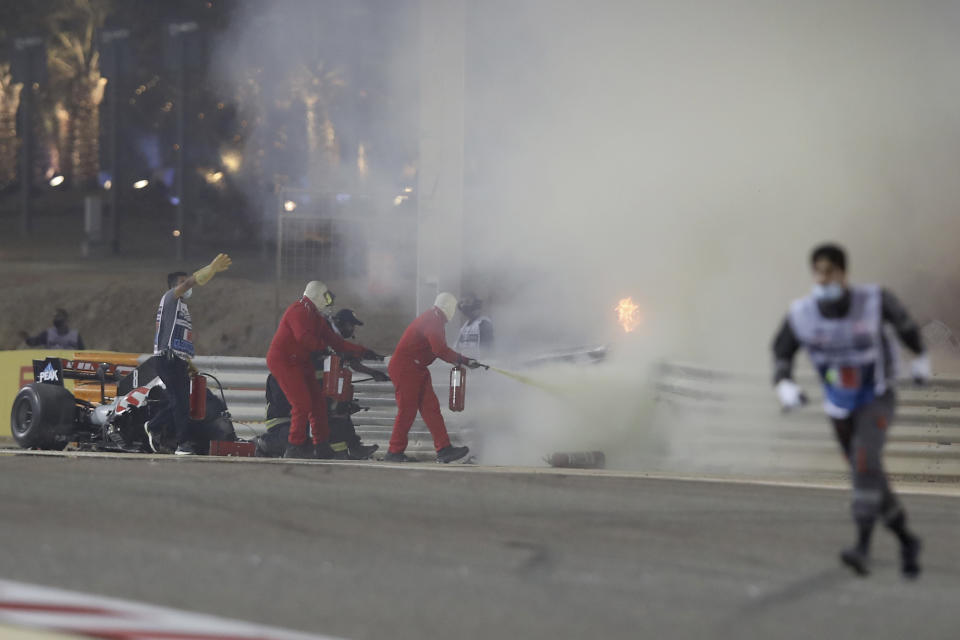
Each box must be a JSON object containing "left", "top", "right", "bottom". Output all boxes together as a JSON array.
[{"left": 333, "top": 308, "right": 364, "bottom": 326}]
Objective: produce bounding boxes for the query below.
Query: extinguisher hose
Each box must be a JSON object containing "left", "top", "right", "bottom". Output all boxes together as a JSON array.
[
  {"left": 487, "top": 365, "right": 562, "bottom": 395},
  {"left": 199, "top": 372, "right": 228, "bottom": 407}
]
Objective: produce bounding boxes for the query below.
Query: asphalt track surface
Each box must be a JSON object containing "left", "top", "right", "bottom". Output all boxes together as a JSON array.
[{"left": 1, "top": 452, "right": 959, "bottom": 640}]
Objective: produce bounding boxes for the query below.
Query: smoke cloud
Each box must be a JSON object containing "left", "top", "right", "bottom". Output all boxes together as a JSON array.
[
  {"left": 214, "top": 1, "right": 960, "bottom": 468},
  {"left": 460, "top": 0, "right": 960, "bottom": 467},
  {"left": 465, "top": 0, "right": 960, "bottom": 366}
]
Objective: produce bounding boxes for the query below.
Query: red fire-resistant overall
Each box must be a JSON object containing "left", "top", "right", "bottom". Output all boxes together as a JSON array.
[
  {"left": 267, "top": 297, "right": 366, "bottom": 445},
  {"left": 388, "top": 306, "right": 467, "bottom": 453}
]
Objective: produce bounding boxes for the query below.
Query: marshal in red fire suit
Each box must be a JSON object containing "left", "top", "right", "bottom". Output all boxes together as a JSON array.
[
  {"left": 387, "top": 306, "right": 469, "bottom": 454},
  {"left": 267, "top": 297, "right": 367, "bottom": 446}
]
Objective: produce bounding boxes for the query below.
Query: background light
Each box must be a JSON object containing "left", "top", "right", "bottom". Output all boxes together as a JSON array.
[
  {"left": 283, "top": 200, "right": 297, "bottom": 212},
  {"left": 49, "top": 175, "right": 65, "bottom": 187},
  {"left": 133, "top": 179, "right": 149, "bottom": 189},
  {"left": 221, "top": 151, "right": 242, "bottom": 173}
]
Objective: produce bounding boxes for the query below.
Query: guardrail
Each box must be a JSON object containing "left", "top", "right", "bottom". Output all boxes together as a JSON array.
[
  {"left": 6, "top": 351, "right": 942, "bottom": 474},
  {"left": 188, "top": 355, "right": 958, "bottom": 476},
  {"left": 193, "top": 347, "right": 614, "bottom": 456},
  {"left": 191, "top": 355, "right": 452, "bottom": 455},
  {"left": 655, "top": 362, "right": 960, "bottom": 479}
]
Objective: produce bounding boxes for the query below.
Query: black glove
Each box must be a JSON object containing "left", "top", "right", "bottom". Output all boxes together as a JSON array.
[
  {"left": 371, "top": 371, "right": 390, "bottom": 382},
  {"left": 361, "top": 349, "right": 385, "bottom": 361},
  {"left": 463, "top": 358, "right": 482, "bottom": 369},
  {"left": 310, "top": 351, "right": 330, "bottom": 368}
]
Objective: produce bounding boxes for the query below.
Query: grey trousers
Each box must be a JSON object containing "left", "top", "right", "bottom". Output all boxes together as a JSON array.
[{"left": 830, "top": 391, "right": 902, "bottom": 525}]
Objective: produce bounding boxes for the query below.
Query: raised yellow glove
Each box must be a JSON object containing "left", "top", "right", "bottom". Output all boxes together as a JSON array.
[{"left": 193, "top": 253, "right": 232, "bottom": 286}]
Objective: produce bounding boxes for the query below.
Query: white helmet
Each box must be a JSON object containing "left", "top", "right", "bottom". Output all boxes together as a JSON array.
[
  {"left": 304, "top": 280, "right": 334, "bottom": 309},
  {"left": 434, "top": 292, "right": 458, "bottom": 322}
]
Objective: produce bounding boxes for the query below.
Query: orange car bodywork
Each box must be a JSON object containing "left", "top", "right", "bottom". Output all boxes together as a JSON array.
[{"left": 66, "top": 352, "right": 142, "bottom": 404}]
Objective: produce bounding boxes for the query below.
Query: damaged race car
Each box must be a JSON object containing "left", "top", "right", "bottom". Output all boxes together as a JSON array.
[{"left": 10, "top": 355, "right": 236, "bottom": 454}]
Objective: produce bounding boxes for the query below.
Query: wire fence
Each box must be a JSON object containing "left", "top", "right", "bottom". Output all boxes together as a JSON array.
[{"left": 273, "top": 187, "right": 418, "bottom": 317}]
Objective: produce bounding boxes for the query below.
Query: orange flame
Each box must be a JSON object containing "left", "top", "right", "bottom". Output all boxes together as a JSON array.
[{"left": 615, "top": 297, "right": 642, "bottom": 333}]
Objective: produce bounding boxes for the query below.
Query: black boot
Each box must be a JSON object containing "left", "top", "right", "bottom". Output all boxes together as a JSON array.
[
  {"left": 840, "top": 517, "right": 874, "bottom": 576},
  {"left": 436, "top": 445, "right": 469, "bottom": 464},
  {"left": 314, "top": 442, "right": 337, "bottom": 459},
  {"left": 886, "top": 512, "right": 922, "bottom": 579},
  {"left": 283, "top": 442, "right": 315, "bottom": 459},
  {"left": 900, "top": 534, "right": 922, "bottom": 579},
  {"left": 348, "top": 443, "right": 379, "bottom": 460},
  {"left": 253, "top": 435, "right": 272, "bottom": 458},
  {"left": 840, "top": 547, "right": 870, "bottom": 576},
  {"left": 174, "top": 441, "right": 198, "bottom": 456}
]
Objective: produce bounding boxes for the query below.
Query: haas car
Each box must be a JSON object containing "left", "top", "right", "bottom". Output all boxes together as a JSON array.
[{"left": 10, "top": 355, "right": 235, "bottom": 453}]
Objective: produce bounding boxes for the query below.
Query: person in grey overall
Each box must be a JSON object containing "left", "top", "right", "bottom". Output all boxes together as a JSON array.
[
  {"left": 20, "top": 309, "right": 85, "bottom": 350},
  {"left": 771, "top": 243, "right": 925, "bottom": 578}
]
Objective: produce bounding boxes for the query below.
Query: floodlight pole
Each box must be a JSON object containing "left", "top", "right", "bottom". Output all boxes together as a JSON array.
[
  {"left": 102, "top": 27, "right": 130, "bottom": 253},
  {"left": 15, "top": 36, "right": 44, "bottom": 237},
  {"left": 18, "top": 80, "right": 32, "bottom": 236},
  {"left": 168, "top": 21, "right": 197, "bottom": 261}
]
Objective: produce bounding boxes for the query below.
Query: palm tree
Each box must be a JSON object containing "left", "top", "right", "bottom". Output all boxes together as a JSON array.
[
  {"left": 47, "top": 0, "right": 110, "bottom": 187},
  {"left": 288, "top": 60, "right": 346, "bottom": 179},
  {"left": 0, "top": 63, "right": 23, "bottom": 188}
]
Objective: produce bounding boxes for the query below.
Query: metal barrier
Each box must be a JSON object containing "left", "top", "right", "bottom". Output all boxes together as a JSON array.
[
  {"left": 656, "top": 362, "right": 960, "bottom": 479},
  {"left": 190, "top": 355, "right": 452, "bottom": 455},
  {"left": 189, "top": 356, "right": 958, "bottom": 475}
]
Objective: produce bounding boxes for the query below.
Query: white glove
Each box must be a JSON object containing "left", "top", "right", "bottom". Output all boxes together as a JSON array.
[
  {"left": 776, "top": 379, "right": 807, "bottom": 411},
  {"left": 193, "top": 253, "right": 232, "bottom": 286},
  {"left": 910, "top": 353, "right": 931, "bottom": 385}
]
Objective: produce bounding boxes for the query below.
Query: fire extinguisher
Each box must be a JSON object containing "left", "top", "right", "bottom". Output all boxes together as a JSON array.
[
  {"left": 323, "top": 355, "right": 341, "bottom": 396},
  {"left": 323, "top": 355, "right": 354, "bottom": 402},
  {"left": 449, "top": 363, "right": 466, "bottom": 412},
  {"left": 189, "top": 372, "right": 207, "bottom": 420}
]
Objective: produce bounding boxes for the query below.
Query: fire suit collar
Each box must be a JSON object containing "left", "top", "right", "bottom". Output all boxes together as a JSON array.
[{"left": 300, "top": 296, "right": 319, "bottom": 314}]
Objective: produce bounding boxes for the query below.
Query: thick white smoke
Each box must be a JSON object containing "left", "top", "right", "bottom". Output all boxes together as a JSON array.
[
  {"left": 459, "top": 0, "right": 960, "bottom": 467},
  {"left": 214, "top": 1, "right": 960, "bottom": 468},
  {"left": 464, "top": 0, "right": 960, "bottom": 366}
]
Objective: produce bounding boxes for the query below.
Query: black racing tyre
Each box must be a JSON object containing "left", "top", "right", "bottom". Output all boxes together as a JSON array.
[{"left": 10, "top": 383, "right": 75, "bottom": 450}]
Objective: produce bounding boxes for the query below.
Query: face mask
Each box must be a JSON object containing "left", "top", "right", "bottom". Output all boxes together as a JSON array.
[
  {"left": 812, "top": 282, "right": 845, "bottom": 302},
  {"left": 182, "top": 288, "right": 193, "bottom": 300}
]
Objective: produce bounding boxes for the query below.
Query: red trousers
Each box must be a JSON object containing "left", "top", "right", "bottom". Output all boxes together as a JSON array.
[
  {"left": 268, "top": 357, "right": 328, "bottom": 445},
  {"left": 387, "top": 363, "right": 451, "bottom": 453}
]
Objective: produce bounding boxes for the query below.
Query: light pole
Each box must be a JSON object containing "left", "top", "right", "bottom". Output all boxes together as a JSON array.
[
  {"left": 12, "top": 35, "right": 45, "bottom": 237},
  {"left": 100, "top": 27, "right": 130, "bottom": 253},
  {"left": 165, "top": 20, "right": 198, "bottom": 261}
]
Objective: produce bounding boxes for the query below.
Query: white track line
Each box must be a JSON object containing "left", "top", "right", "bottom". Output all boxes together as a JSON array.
[
  {"left": 3, "top": 447, "right": 960, "bottom": 498},
  {"left": 0, "top": 578, "right": 342, "bottom": 639}
]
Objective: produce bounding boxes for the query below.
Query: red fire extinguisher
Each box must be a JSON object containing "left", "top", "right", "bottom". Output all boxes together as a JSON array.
[
  {"left": 189, "top": 372, "right": 206, "bottom": 420},
  {"left": 323, "top": 355, "right": 354, "bottom": 402},
  {"left": 449, "top": 363, "right": 466, "bottom": 411}
]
